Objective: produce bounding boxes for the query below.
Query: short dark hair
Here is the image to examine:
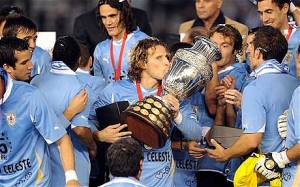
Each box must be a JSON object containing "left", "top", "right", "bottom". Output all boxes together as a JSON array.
[
  {"left": 97, "top": 0, "right": 137, "bottom": 37},
  {"left": 210, "top": 24, "right": 243, "bottom": 52},
  {"left": 52, "top": 36, "right": 81, "bottom": 71},
  {"left": 169, "top": 42, "right": 192, "bottom": 59},
  {"left": 78, "top": 43, "right": 91, "bottom": 68},
  {"left": 3, "top": 15, "right": 37, "bottom": 37},
  {"left": 248, "top": 26, "right": 261, "bottom": 35},
  {"left": 106, "top": 137, "right": 144, "bottom": 177},
  {"left": 252, "top": 26, "right": 287, "bottom": 62},
  {"left": 257, "top": 0, "right": 290, "bottom": 9},
  {"left": 0, "top": 5, "right": 24, "bottom": 23},
  {"left": 0, "top": 36, "right": 29, "bottom": 68}
]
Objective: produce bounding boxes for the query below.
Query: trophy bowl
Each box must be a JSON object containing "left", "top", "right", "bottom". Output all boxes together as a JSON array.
[{"left": 122, "top": 36, "right": 221, "bottom": 148}]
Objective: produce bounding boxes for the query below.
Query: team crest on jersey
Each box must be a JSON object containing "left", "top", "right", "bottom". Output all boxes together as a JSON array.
[{"left": 6, "top": 112, "right": 16, "bottom": 126}]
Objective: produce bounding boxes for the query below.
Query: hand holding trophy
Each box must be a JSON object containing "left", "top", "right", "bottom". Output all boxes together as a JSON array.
[{"left": 122, "top": 36, "right": 221, "bottom": 148}]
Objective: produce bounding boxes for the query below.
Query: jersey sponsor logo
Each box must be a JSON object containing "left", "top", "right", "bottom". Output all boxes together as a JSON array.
[{"left": 6, "top": 112, "right": 16, "bottom": 126}]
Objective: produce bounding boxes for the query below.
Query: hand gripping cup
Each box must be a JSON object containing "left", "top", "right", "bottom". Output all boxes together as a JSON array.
[{"left": 122, "top": 36, "right": 221, "bottom": 148}]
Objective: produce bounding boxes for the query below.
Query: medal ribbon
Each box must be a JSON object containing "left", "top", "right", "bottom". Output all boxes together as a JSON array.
[
  {"left": 136, "top": 81, "right": 162, "bottom": 101},
  {"left": 285, "top": 26, "right": 293, "bottom": 41},
  {"left": 110, "top": 32, "right": 128, "bottom": 81}
]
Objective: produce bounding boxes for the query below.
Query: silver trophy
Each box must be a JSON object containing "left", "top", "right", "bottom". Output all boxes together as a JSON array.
[
  {"left": 163, "top": 36, "right": 221, "bottom": 100},
  {"left": 122, "top": 36, "right": 221, "bottom": 148}
]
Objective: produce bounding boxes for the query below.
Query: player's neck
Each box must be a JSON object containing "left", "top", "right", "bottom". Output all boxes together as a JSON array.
[
  {"left": 279, "top": 19, "right": 290, "bottom": 34},
  {"left": 139, "top": 77, "right": 159, "bottom": 89},
  {"left": 112, "top": 28, "right": 126, "bottom": 41},
  {"left": 0, "top": 75, "right": 5, "bottom": 99}
]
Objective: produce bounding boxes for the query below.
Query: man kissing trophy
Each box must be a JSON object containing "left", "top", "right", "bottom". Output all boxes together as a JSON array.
[{"left": 122, "top": 36, "right": 221, "bottom": 148}]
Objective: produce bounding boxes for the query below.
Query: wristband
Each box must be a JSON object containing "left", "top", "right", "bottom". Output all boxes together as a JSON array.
[
  {"left": 180, "top": 140, "right": 184, "bottom": 150},
  {"left": 290, "top": 2, "right": 297, "bottom": 12},
  {"left": 65, "top": 170, "right": 78, "bottom": 183}
]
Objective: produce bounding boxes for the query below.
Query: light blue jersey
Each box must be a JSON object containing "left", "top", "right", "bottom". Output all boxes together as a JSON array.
[
  {"left": 100, "top": 177, "right": 146, "bottom": 187},
  {"left": 76, "top": 68, "right": 106, "bottom": 126},
  {"left": 242, "top": 59, "right": 299, "bottom": 153},
  {"left": 31, "top": 46, "right": 51, "bottom": 77},
  {"left": 93, "top": 29, "right": 148, "bottom": 85},
  {"left": 282, "top": 86, "right": 300, "bottom": 187},
  {"left": 283, "top": 27, "right": 300, "bottom": 78},
  {"left": 0, "top": 69, "right": 66, "bottom": 187},
  {"left": 98, "top": 79, "right": 199, "bottom": 187},
  {"left": 31, "top": 61, "right": 91, "bottom": 187},
  {"left": 218, "top": 63, "right": 249, "bottom": 92}
]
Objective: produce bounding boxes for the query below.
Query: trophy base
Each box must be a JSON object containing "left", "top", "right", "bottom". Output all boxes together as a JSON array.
[{"left": 121, "top": 95, "right": 172, "bottom": 149}]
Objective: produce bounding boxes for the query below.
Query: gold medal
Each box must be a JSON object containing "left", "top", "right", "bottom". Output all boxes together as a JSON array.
[
  {"left": 156, "top": 120, "right": 163, "bottom": 128},
  {"left": 149, "top": 114, "right": 157, "bottom": 122},
  {"left": 140, "top": 109, "right": 149, "bottom": 116},
  {"left": 133, "top": 106, "right": 141, "bottom": 112},
  {"left": 163, "top": 128, "right": 169, "bottom": 137},
  {"left": 143, "top": 103, "right": 151, "bottom": 109},
  {"left": 151, "top": 108, "right": 160, "bottom": 115},
  {"left": 137, "top": 102, "right": 143, "bottom": 106},
  {"left": 146, "top": 97, "right": 154, "bottom": 103},
  {"left": 161, "top": 106, "right": 168, "bottom": 114},
  {"left": 153, "top": 101, "right": 162, "bottom": 108},
  {"left": 159, "top": 114, "right": 166, "bottom": 121}
]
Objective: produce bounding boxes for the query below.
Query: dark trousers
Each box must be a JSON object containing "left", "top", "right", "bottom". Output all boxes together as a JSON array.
[
  {"left": 196, "top": 171, "right": 233, "bottom": 187},
  {"left": 89, "top": 142, "right": 110, "bottom": 187}
]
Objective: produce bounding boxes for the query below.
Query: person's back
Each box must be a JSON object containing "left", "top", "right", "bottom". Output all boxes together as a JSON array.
[
  {"left": 243, "top": 72, "right": 298, "bottom": 152},
  {"left": 31, "top": 36, "right": 92, "bottom": 187}
]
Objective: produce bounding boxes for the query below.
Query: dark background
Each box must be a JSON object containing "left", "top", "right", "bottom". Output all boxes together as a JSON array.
[{"left": 1, "top": 0, "right": 262, "bottom": 43}]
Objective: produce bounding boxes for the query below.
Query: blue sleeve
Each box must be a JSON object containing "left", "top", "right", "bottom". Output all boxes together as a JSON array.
[
  {"left": 242, "top": 85, "right": 266, "bottom": 133},
  {"left": 70, "top": 87, "right": 91, "bottom": 129},
  {"left": 175, "top": 99, "right": 202, "bottom": 141},
  {"left": 291, "top": 88, "right": 300, "bottom": 144},
  {"left": 93, "top": 44, "right": 105, "bottom": 79},
  {"left": 39, "top": 51, "right": 52, "bottom": 75},
  {"left": 230, "top": 66, "right": 248, "bottom": 91},
  {"left": 30, "top": 89, "right": 66, "bottom": 144}
]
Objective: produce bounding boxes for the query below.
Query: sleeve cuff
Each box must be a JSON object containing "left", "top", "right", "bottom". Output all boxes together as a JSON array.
[{"left": 174, "top": 112, "right": 183, "bottom": 125}]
